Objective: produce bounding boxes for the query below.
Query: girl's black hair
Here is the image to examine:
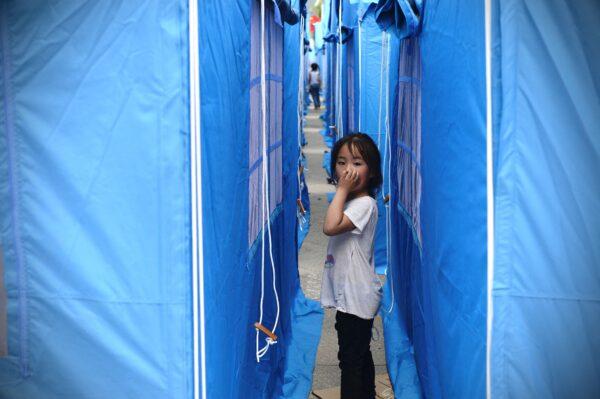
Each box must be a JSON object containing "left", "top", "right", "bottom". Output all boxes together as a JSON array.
[
  {"left": 330, "top": 133, "right": 382, "bottom": 198},
  {"left": 310, "top": 63, "right": 319, "bottom": 71}
]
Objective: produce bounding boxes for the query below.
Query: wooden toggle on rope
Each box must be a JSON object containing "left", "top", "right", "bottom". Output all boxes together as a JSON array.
[
  {"left": 254, "top": 322, "right": 278, "bottom": 341},
  {"left": 297, "top": 198, "right": 306, "bottom": 215}
]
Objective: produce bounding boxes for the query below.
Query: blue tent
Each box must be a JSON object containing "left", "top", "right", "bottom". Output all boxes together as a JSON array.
[{"left": 0, "top": 0, "right": 598, "bottom": 398}]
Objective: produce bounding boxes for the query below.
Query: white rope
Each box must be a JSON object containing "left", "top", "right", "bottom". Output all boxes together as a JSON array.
[
  {"left": 380, "top": 32, "right": 389, "bottom": 203},
  {"left": 189, "top": 0, "right": 206, "bottom": 396},
  {"left": 296, "top": 16, "right": 307, "bottom": 231},
  {"left": 256, "top": 0, "right": 280, "bottom": 362},
  {"left": 383, "top": 32, "right": 394, "bottom": 314},
  {"left": 297, "top": 15, "right": 305, "bottom": 196},
  {"left": 485, "top": 0, "right": 495, "bottom": 396},
  {"left": 385, "top": 186, "right": 394, "bottom": 314}
]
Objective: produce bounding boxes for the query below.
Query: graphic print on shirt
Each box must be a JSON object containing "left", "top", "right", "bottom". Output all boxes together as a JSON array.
[{"left": 324, "top": 254, "right": 335, "bottom": 268}]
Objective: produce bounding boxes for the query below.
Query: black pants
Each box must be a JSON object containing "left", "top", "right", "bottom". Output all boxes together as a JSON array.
[
  {"left": 335, "top": 311, "right": 375, "bottom": 399},
  {"left": 309, "top": 84, "right": 321, "bottom": 109}
]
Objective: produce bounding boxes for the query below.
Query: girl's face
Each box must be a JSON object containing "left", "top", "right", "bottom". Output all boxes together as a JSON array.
[{"left": 335, "top": 143, "right": 370, "bottom": 195}]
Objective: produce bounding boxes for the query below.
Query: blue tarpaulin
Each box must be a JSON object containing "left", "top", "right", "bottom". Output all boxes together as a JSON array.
[
  {"left": 0, "top": 2, "right": 192, "bottom": 397},
  {"left": 0, "top": 0, "right": 598, "bottom": 398},
  {"left": 490, "top": 1, "right": 600, "bottom": 397},
  {"left": 417, "top": 1, "right": 487, "bottom": 396}
]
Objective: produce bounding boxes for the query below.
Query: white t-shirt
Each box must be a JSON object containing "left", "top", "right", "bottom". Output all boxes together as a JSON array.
[
  {"left": 320, "top": 195, "right": 382, "bottom": 319},
  {"left": 308, "top": 70, "right": 320, "bottom": 86}
]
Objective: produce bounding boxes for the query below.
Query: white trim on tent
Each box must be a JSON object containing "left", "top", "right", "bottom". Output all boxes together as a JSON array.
[
  {"left": 336, "top": 0, "right": 343, "bottom": 138},
  {"left": 485, "top": 0, "right": 494, "bottom": 397},
  {"left": 189, "top": 0, "right": 206, "bottom": 398},
  {"left": 358, "top": 20, "right": 362, "bottom": 131}
]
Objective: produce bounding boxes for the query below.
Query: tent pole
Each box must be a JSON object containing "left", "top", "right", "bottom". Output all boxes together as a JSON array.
[
  {"left": 189, "top": 0, "right": 206, "bottom": 397},
  {"left": 485, "top": 0, "right": 494, "bottom": 397}
]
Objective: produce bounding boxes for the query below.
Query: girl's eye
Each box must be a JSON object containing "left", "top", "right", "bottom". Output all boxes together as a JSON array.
[{"left": 354, "top": 162, "right": 362, "bottom": 166}]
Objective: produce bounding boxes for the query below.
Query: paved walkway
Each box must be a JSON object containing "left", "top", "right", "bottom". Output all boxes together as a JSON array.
[{"left": 298, "top": 105, "right": 389, "bottom": 398}]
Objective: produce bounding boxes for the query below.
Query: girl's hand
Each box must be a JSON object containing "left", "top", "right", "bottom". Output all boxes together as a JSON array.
[
  {"left": 323, "top": 167, "right": 359, "bottom": 236},
  {"left": 337, "top": 167, "right": 359, "bottom": 192}
]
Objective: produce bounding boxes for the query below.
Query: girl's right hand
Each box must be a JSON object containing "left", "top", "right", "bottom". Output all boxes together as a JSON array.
[{"left": 337, "top": 168, "right": 359, "bottom": 192}]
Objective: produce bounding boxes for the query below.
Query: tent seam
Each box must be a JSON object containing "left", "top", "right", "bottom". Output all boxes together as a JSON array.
[
  {"left": 504, "top": 2, "right": 522, "bottom": 398},
  {"left": 177, "top": 2, "right": 191, "bottom": 396},
  {"left": 0, "top": 3, "right": 30, "bottom": 379}
]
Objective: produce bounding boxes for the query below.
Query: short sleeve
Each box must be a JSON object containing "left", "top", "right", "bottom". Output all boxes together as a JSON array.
[{"left": 344, "top": 197, "right": 375, "bottom": 234}]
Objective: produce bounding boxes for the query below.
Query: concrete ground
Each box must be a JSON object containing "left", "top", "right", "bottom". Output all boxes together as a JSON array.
[{"left": 298, "top": 105, "right": 388, "bottom": 397}]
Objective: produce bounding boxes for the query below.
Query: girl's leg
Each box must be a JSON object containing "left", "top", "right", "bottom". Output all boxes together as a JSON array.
[
  {"left": 335, "top": 311, "right": 375, "bottom": 399},
  {"left": 362, "top": 345, "right": 375, "bottom": 398},
  {"left": 309, "top": 84, "right": 320, "bottom": 109},
  {"left": 310, "top": 86, "right": 319, "bottom": 109}
]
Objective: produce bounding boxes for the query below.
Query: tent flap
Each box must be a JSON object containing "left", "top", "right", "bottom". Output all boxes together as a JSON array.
[{"left": 491, "top": 1, "right": 600, "bottom": 397}]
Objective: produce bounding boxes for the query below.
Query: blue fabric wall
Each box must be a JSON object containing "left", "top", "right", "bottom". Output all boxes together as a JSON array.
[
  {"left": 418, "top": 1, "right": 487, "bottom": 397},
  {"left": 281, "top": 2, "right": 324, "bottom": 398},
  {"left": 491, "top": 1, "right": 600, "bottom": 397},
  {"left": 200, "top": 1, "right": 289, "bottom": 397},
  {"left": 381, "top": 213, "right": 423, "bottom": 398},
  {"left": 200, "top": 1, "right": 321, "bottom": 398},
  {"left": 0, "top": 2, "right": 192, "bottom": 397},
  {"left": 381, "top": 35, "right": 423, "bottom": 399},
  {"left": 2, "top": 1, "right": 596, "bottom": 398},
  {"left": 199, "top": 2, "right": 253, "bottom": 396}
]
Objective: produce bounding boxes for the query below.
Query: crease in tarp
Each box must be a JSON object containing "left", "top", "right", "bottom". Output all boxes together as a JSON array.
[
  {"left": 273, "top": 0, "right": 300, "bottom": 25},
  {"left": 324, "top": 0, "right": 422, "bottom": 41},
  {"left": 374, "top": 0, "right": 422, "bottom": 34}
]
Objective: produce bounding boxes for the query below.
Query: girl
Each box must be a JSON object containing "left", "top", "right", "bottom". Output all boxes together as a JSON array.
[
  {"left": 321, "top": 133, "right": 383, "bottom": 399},
  {"left": 308, "top": 63, "right": 321, "bottom": 109}
]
